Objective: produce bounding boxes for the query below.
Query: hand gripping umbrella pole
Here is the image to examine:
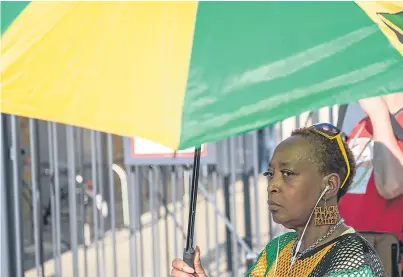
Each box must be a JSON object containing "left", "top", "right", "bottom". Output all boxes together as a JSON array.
[{"left": 183, "top": 147, "right": 202, "bottom": 268}]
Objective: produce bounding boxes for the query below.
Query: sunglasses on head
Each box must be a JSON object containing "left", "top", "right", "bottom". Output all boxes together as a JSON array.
[{"left": 311, "top": 123, "right": 351, "bottom": 188}]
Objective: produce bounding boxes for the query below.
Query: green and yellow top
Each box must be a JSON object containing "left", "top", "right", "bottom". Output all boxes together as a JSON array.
[{"left": 246, "top": 231, "right": 386, "bottom": 277}]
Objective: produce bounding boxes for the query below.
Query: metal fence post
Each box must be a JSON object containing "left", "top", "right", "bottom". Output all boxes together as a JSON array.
[
  {"left": 251, "top": 131, "right": 261, "bottom": 251},
  {"left": 242, "top": 135, "right": 254, "bottom": 270},
  {"left": 161, "top": 166, "right": 171, "bottom": 275},
  {"left": 66, "top": 125, "right": 79, "bottom": 277},
  {"left": 90, "top": 129, "right": 100, "bottom": 277},
  {"left": 30, "top": 119, "right": 45, "bottom": 277},
  {"left": 127, "top": 166, "right": 138, "bottom": 277},
  {"left": 211, "top": 166, "right": 220, "bottom": 277},
  {"left": 202, "top": 165, "right": 211, "bottom": 275},
  {"left": 223, "top": 173, "right": 232, "bottom": 273},
  {"left": 149, "top": 167, "right": 160, "bottom": 277},
  {"left": 9, "top": 116, "right": 24, "bottom": 277},
  {"left": 95, "top": 132, "right": 106, "bottom": 277},
  {"left": 171, "top": 166, "right": 178, "bottom": 259},
  {"left": 76, "top": 128, "right": 89, "bottom": 277},
  {"left": 1, "top": 114, "right": 13, "bottom": 277},
  {"left": 107, "top": 134, "right": 117, "bottom": 277},
  {"left": 229, "top": 137, "right": 239, "bottom": 277}
]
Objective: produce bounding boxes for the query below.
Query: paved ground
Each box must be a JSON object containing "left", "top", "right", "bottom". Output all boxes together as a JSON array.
[{"left": 23, "top": 176, "right": 287, "bottom": 277}]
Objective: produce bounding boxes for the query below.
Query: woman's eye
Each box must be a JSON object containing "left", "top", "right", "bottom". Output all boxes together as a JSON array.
[
  {"left": 265, "top": 171, "right": 273, "bottom": 178},
  {"left": 281, "top": 171, "right": 294, "bottom": 177}
]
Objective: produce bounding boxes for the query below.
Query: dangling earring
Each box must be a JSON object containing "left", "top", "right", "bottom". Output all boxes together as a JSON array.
[{"left": 314, "top": 197, "right": 339, "bottom": 226}]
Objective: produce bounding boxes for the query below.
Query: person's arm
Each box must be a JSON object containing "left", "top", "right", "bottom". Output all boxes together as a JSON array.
[{"left": 361, "top": 98, "right": 403, "bottom": 199}]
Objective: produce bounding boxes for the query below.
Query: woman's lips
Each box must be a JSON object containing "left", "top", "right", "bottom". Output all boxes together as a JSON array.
[{"left": 267, "top": 200, "right": 282, "bottom": 211}]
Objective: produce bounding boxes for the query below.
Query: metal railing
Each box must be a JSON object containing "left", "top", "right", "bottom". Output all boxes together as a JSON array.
[{"left": 0, "top": 106, "right": 338, "bottom": 277}]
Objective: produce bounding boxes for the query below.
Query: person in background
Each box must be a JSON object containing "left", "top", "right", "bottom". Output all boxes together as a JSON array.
[{"left": 339, "top": 92, "right": 403, "bottom": 264}]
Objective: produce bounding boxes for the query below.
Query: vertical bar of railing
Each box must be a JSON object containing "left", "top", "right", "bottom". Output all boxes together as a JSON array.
[
  {"left": 107, "top": 134, "right": 117, "bottom": 277},
  {"left": 219, "top": 140, "right": 232, "bottom": 273},
  {"left": 90, "top": 130, "right": 100, "bottom": 277},
  {"left": 229, "top": 137, "right": 239, "bottom": 277},
  {"left": 242, "top": 134, "right": 253, "bottom": 270},
  {"left": 29, "top": 118, "right": 44, "bottom": 277},
  {"left": 47, "top": 122, "right": 58, "bottom": 275},
  {"left": 156, "top": 167, "right": 162, "bottom": 277},
  {"left": 334, "top": 105, "right": 340, "bottom": 127},
  {"left": 66, "top": 125, "right": 79, "bottom": 277},
  {"left": 149, "top": 167, "right": 160, "bottom": 277},
  {"left": 37, "top": 122, "right": 46, "bottom": 276},
  {"left": 161, "top": 167, "right": 170, "bottom": 275},
  {"left": 251, "top": 132, "right": 261, "bottom": 250},
  {"left": 1, "top": 114, "right": 11, "bottom": 277},
  {"left": 203, "top": 165, "right": 211, "bottom": 275},
  {"left": 266, "top": 126, "right": 275, "bottom": 160},
  {"left": 95, "top": 132, "right": 106, "bottom": 277},
  {"left": 10, "top": 116, "right": 24, "bottom": 277},
  {"left": 329, "top": 105, "right": 334, "bottom": 125},
  {"left": 295, "top": 115, "right": 301, "bottom": 129},
  {"left": 119, "top": 140, "right": 130, "bottom": 229},
  {"left": 77, "top": 128, "right": 89, "bottom": 277},
  {"left": 171, "top": 166, "right": 178, "bottom": 258},
  {"left": 135, "top": 166, "right": 144, "bottom": 277},
  {"left": 223, "top": 173, "right": 232, "bottom": 270},
  {"left": 52, "top": 122, "right": 62, "bottom": 277},
  {"left": 127, "top": 166, "right": 138, "bottom": 277},
  {"left": 312, "top": 110, "right": 319, "bottom": 125},
  {"left": 212, "top": 168, "right": 220, "bottom": 277},
  {"left": 180, "top": 167, "right": 185, "bottom": 252}
]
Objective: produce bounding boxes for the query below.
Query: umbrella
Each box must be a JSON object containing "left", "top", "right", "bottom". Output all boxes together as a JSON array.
[
  {"left": 2, "top": 1, "right": 403, "bottom": 150},
  {"left": 2, "top": 1, "right": 403, "bottom": 268}
]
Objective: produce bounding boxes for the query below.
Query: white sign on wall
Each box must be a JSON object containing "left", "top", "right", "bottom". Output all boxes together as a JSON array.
[{"left": 123, "top": 137, "right": 216, "bottom": 165}]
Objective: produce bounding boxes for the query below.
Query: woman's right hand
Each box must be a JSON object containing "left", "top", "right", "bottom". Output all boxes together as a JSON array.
[{"left": 171, "top": 246, "right": 208, "bottom": 277}]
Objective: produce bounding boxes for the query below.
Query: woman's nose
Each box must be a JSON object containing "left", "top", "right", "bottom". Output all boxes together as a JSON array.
[{"left": 267, "top": 179, "right": 280, "bottom": 193}]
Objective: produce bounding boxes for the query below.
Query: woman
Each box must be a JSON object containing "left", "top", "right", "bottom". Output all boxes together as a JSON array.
[{"left": 171, "top": 123, "right": 386, "bottom": 277}]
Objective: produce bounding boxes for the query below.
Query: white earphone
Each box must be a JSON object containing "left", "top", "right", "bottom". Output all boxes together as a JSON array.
[
  {"left": 287, "top": 183, "right": 332, "bottom": 272},
  {"left": 272, "top": 184, "right": 334, "bottom": 276}
]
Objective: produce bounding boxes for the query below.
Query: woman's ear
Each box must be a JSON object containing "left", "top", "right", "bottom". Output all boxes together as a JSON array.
[{"left": 323, "top": 173, "right": 341, "bottom": 199}]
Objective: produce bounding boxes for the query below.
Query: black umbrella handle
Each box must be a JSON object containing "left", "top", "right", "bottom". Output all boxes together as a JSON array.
[
  {"left": 183, "top": 147, "right": 201, "bottom": 269},
  {"left": 183, "top": 247, "right": 195, "bottom": 268}
]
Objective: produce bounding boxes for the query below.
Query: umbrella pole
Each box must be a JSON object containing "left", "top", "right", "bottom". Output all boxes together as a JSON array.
[{"left": 183, "top": 147, "right": 201, "bottom": 268}]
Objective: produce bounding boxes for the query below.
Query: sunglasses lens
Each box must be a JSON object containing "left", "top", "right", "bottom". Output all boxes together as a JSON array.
[{"left": 314, "top": 123, "right": 340, "bottom": 134}]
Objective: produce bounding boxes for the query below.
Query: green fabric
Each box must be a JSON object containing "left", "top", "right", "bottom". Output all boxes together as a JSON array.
[
  {"left": 179, "top": 1, "right": 403, "bottom": 150},
  {"left": 0, "top": 1, "right": 29, "bottom": 35},
  {"left": 245, "top": 232, "right": 296, "bottom": 276},
  {"left": 381, "top": 12, "right": 403, "bottom": 30},
  {"left": 245, "top": 245, "right": 266, "bottom": 277},
  {"left": 265, "top": 232, "right": 296, "bottom": 271},
  {"left": 326, "top": 265, "right": 376, "bottom": 277}
]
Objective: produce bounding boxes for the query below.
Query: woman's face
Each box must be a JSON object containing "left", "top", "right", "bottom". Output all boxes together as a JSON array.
[{"left": 266, "top": 135, "right": 324, "bottom": 229}]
